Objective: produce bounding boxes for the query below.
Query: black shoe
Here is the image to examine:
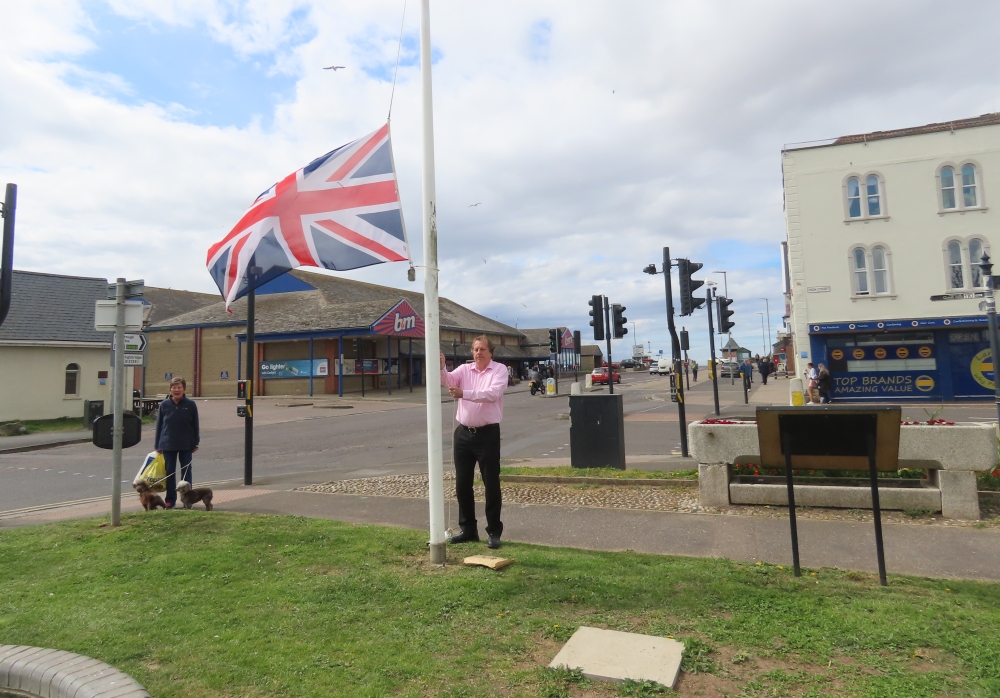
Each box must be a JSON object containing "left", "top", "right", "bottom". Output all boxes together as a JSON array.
[
  {"left": 487, "top": 535, "right": 501, "bottom": 550},
  {"left": 448, "top": 530, "right": 479, "bottom": 544}
]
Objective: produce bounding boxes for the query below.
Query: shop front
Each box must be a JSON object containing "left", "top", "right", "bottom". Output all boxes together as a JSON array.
[{"left": 807, "top": 315, "right": 994, "bottom": 402}]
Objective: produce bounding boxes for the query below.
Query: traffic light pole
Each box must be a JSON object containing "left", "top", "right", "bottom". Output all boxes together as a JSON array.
[
  {"left": 554, "top": 330, "right": 560, "bottom": 395},
  {"left": 706, "top": 290, "right": 720, "bottom": 416},
  {"left": 0, "top": 184, "right": 16, "bottom": 329},
  {"left": 604, "top": 297, "right": 614, "bottom": 395},
  {"left": 244, "top": 266, "right": 258, "bottom": 487},
  {"left": 662, "top": 247, "right": 688, "bottom": 457}
]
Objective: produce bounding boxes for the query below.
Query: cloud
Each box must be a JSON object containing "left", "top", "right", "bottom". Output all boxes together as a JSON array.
[{"left": 3, "top": 0, "right": 1000, "bottom": 364}]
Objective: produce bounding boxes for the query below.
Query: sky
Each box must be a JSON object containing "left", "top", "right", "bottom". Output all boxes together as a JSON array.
[{"left": 3, "top": 1, "right": 1000, "bottom": 363}]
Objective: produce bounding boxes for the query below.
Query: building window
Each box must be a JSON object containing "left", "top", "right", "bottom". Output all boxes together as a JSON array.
[
  {"left": 852, "top": 247, "right": 869, "bottom": 295},
  {"left": 866, "top": 175, "right": 881, "bottom": 216},
  {"left": 872, "top": 246, "right": 888, "bottom": 294},
  {"left": 844, "top": 173, "right": 886, "bottom": 220},
  {"left": 947, "top": 240, "right": 964, "bottom": 289},
  {"left": 943, "top": 237, "right": 991, "bottom": 290},
  {"left": 847, "top": 177, "right": 862, "bottom": 218},
  {"left": 970, "top": 238, "right": 985, "bottom": 287},
  {"left": 941, "top": 166, "right": 956, "bottom": 209},
  {"left": 65, "top": 363, "right": 80, "bottom": 396},
  {"left": 938, "top": 162, "right": 984, "bottom": 212},
  {"left": 963, "top": 164, "right": 978, "bottom": 208},
  {"left": 850, "top": 244, "right": 893, "bottom": 297}
]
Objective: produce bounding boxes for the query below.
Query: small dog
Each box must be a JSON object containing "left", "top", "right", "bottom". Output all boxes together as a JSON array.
[
  {"left": 133, "top": 480, "right": 166, "bottom": 510},
  {"left": 176, "top": 480, "right": 214, "bottom": 511}
]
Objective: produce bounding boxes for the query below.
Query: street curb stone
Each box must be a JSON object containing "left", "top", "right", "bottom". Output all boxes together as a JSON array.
[{"left": 0, "top": 645, "right": 150, "bottom": 698}]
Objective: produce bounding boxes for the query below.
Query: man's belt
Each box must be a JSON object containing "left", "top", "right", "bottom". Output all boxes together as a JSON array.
[{"left": 458, "top": 423, "right": 499, "bottom": 434}]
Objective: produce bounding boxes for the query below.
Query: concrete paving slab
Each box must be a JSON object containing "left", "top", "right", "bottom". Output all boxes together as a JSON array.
[{"left": 549, "top": 626, "right": 682, "bottom": 687}]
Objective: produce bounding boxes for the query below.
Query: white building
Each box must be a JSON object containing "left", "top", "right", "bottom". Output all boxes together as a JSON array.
[{"left": 782, "top": 112, "right": 999, "bottom": 401}]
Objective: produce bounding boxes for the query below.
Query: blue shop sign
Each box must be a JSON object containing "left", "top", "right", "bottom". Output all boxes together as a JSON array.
[
  {"left": 259, "top": 359, "right": 329, "bottom": 379},
  {"left": 810, "top": 316, "right": 986, "bottom": 334}
]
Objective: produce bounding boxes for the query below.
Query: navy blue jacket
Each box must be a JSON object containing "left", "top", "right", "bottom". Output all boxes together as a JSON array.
[{"left": 154, "top": 396, "right": 200, "bottom": 451}]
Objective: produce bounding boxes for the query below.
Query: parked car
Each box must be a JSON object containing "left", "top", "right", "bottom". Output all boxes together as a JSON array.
[
  {"left": 591, "top": 367, "right": 621, "bottom": 385},
  {"left": 717, "top": 360, "right": 740, "bottom": 378},
  {"left": 649, "top": 357, "right": 672, "bottom": 376}
]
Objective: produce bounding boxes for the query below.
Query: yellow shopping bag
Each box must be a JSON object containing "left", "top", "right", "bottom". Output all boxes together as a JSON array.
[{"left": 134, "top": 451, "right": 167, "bottom": 492}]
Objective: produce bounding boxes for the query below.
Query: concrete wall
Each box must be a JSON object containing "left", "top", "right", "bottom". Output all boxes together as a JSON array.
[
  {"left": 783, "top": 123, "right": 1000, "bottom": 363},
  {"left": 0, "top": 344, "right": 125, "bottom": 421}
]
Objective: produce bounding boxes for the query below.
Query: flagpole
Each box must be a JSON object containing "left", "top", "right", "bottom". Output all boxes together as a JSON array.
[{"left": 420, "top": 0, "right": 446, "bottom": 564}]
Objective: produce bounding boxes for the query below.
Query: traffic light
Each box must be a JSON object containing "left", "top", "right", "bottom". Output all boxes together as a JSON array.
[
  {"left": 680, "top": 329, "right": 689, "bottom": 351},
  {"left": 612, "top": 304, "right": 627, "bottom": 338},
  {"left": 717, "top": 296, "right": 735, "bottom": 334},
  {"left": 237, "top": 380, "right": 248, "bottom": 399},
  {"left": 589, "top": 295, "right": 605, "bottom": 340},
  {"left": 549, "top": 328, "right": 559, "bottom": 353},
  {"left": 677, "top": 259, "right": 706, "bottom": 316}
]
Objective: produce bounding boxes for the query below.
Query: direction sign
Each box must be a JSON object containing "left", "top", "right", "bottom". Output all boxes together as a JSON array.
[
  {"left": 122, "top": 353, "right": 145, "bottom": 366},
  {"left": 112, "top": 333, "right": 147, "bottom": 352}
]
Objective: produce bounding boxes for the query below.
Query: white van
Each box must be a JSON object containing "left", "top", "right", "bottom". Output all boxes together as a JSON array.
[{"left": 653, "top": 357, "right": 671, "bottom": 375}]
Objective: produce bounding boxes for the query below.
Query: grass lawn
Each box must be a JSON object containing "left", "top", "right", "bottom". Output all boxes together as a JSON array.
[
  {"left": 1, "top": 416, "right": 87, "bottom": 434},
  {"left": 499, "top": 466, "right": 698, "bottom": 480},
  {"left": 2, "top": 514, "right": 999, "bottom": 697}
]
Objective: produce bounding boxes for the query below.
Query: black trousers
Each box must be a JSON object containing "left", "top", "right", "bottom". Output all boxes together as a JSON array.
[{"left": 453, "top": 423, "right": 503, "bottom": 537}]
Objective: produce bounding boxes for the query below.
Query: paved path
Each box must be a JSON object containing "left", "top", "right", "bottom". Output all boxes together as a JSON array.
[{"left": 0, "top": 430, "right": 91, "bottom": 454}]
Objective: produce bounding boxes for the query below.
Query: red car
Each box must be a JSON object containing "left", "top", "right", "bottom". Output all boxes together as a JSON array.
[{"left": 591, "top": 367, "right": 621, "bottom": 385}]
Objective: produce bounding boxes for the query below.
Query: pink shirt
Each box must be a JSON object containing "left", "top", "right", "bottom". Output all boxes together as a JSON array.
[{"left": 441, "top": 360, "right": 508, "bottom": 427}]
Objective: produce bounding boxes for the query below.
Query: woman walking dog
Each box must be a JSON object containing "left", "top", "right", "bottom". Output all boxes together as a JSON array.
[{"left": 154, "top": 377, "right": 200, "bottom": 509}]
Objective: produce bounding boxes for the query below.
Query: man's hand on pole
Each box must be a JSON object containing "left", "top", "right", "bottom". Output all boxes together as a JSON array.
[
  {"left": 448, "top": 385, "right": 463, "bottom": 399},
  {"left": 440, "top": 351, "right": 446, "bottom": 370}
]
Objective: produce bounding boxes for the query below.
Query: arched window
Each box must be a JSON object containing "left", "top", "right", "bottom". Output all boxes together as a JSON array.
[
  {"left": 941, "top": 166, "right": 956, "bottom": 209},
  {"left": 970, "top": 238, "right": 985, "bottom": 287},
  {"left": 853, "top": 248, "right": 869, "bottom": 295},
  {"left": 872, "top": 246, "right": 888, "bottom": 294},
  {"left": 847, "top": 177, "right": 862, "bottom": 218},
  {"left": 962, "top": 164, "right": 978, "bottom": 208},
  {"left": 866, "top": 175, "right": 881, "bottom": 216},
  {"left": 947, "top": 241, "right": 964, "bottom": 289},
  {"left": 65, "top": 363, "right": 80, "bottom": 396}
]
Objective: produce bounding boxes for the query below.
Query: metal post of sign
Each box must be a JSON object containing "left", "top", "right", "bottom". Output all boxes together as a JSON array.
[
  {"left": 706, "top": 290, "right": 720, "bottom": 416},
  {"left": 338, "top": 337, "right": 344, "bottom": 397},
  {"left": 0, "top": 183, "right": 16, "bottom": 328},
  {"left": 244, "top": 266, "right": 259, "bottom": 487},
  {"left": 387, "top": 336, "right": 392, "bottom": 395},
  {"left": 780, "top": 431, "right": 801, "bottom": 577},
  {"left": 554, "top": 330, "right": 560, "bottom": 395},
  {"left": 110, "top": 279, "right": 126, "bottom": 526},
  {"left": 866, "top": 432, "right": 888, "bottom": 586},
  {"left": 309, "top": 338, "right": 314, "bottom": 397},
  {"left": 409, "top": 337, "right": 413, "bottom": 393},
  {"left": 682, "top": 327, "right": 690, "bottom": 390},
  {"left": 980, "top": 254, "right": 1000, "bottom": 427}
]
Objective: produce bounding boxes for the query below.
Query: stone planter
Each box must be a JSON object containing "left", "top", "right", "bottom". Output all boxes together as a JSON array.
[{"left": 689, "top": 421, "right": 996, "bottom": 520}]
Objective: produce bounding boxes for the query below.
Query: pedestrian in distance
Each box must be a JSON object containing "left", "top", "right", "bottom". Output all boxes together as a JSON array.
[
  {"left": 817, "top": 363, "right": 833, "bottom": 404},
  {"left": 758, "top": 356, "right": 771, "bottom": 385},
  {"left": 691, "top": 359, "right": 698, "bottom": 382},
  {"left": 742, "top": 358, "right": 753, "bottom": 389},
  {"left": 440, "top": 335, "right": 508, "bottom": 550},
  {"left": 804, "top": 362, "right": 820, "bottom": 404},
  {"left": 154, "top": 377, "right": 200, "bottom": 509}
]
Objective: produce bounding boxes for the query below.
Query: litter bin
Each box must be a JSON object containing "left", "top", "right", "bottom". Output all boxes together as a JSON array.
[
  {"left": 83, "top": 400, "right": 104, "bottom": 426},
  {"left": 568, "top": 393, "right": 625, "bottom": 469}
]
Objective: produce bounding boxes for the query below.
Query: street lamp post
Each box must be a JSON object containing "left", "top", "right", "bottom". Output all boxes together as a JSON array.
[
  {"left": 713, "top": 271, "right": 728, "bottom": 299},
  {"left": 757, "top": 312, "right": 766, "bottom": 358},
  {"left": 760, "top": 297, "right": 772, "bottom": 357},
  {"left": 980, "top": 253, "right": 1000, "bottom": 427}
]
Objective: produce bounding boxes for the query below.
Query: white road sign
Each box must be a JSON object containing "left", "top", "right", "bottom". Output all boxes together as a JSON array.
[
  {"left": 122, "top": 353, "right": 145, "bottom": 367},
  {"left": 94, "top": 300, "right": 144, "bottom": 331},
  {"left": 112, "top": 333, "right": 147, "bottom": 352}
]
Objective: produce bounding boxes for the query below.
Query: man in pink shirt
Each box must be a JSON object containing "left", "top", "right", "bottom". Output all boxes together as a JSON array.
[{"left": 440, "top": 335, "right": 508, "bottom": 549}]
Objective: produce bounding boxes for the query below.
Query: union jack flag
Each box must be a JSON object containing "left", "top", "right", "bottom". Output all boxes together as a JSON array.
[{"left": 206, "top": 123, "right": 410, "bottom": 307}]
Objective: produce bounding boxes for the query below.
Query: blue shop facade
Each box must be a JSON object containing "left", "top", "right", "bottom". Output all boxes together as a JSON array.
[{"left": 807, "top": 315, "right": 994, "bottom": 402}]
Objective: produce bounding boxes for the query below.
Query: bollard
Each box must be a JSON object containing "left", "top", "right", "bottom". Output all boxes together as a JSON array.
[
  {"left": 571, "top": 382, "right": 582, "bottom": 395},
  {"left": 585, "top": 374, "right": 593, "bottom": 389},
  {"left": 546, "top": 377, "right": 556, "bottom": 396},
  {"left": 789, "top": 377, "right": 804, "bottom": 406}
]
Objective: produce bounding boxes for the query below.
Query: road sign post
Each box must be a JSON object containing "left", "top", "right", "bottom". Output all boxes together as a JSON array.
[{"left": 95, "top": 278, "right": 143, "bottom": 527}]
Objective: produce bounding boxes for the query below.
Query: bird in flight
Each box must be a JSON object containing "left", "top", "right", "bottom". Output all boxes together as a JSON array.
[
  {"left": 469, "top": 202, "right": 481, "bottom": 207},
  {"left": 324, "top": 65, "right": 346, "bottom": 71}
]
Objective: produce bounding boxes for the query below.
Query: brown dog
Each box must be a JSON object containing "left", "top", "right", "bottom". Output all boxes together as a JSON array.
[
  {"left": 176, "top": 481, "right": 214, "bottom": 511},
  {"left": 133, "top": 480, "right": 166, "bottom": 510}
]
